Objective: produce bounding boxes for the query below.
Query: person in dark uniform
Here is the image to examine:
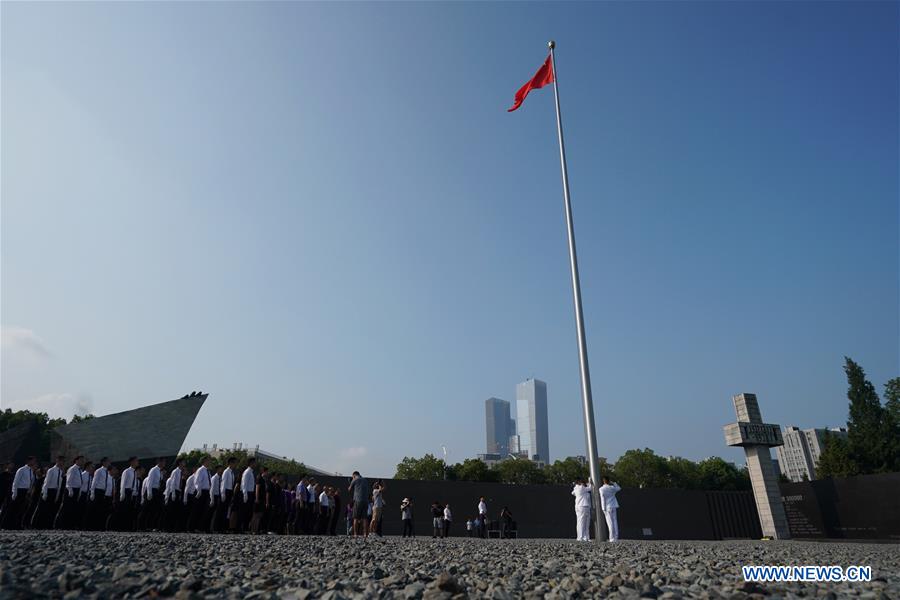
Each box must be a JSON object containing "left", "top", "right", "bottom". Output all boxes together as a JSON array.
[
  {"left": 0, "top": 462, "right": 14, "bottom": 522},
  {"left": 250, "top": 466, "right": 268, "bottom": 534},
  {"left": 267, "top": 473, "right": 283, "bottom": 534}
]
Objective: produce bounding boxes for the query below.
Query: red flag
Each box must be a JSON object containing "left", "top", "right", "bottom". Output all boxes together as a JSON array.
[{"left": 507, "top": 54, "right": 555, "bottom": 112}]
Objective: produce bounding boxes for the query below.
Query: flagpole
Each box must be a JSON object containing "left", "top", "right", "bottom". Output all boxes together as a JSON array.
[{"left": 548, "top": 40, "right": 606, "bottom": 543}]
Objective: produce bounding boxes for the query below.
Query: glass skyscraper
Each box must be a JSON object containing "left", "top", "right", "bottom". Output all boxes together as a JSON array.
[
  {"left": 484, "top": 397, "right": 514, "bottom": 456},
  {"left": 516, "top": 378, "right": 549, "bottom": 463}
]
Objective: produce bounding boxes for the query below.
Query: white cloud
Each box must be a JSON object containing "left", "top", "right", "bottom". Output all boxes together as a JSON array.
[
  {"left": 9, "top": 393, "right": 94, "bottom": 420},
  {"left": 1, "top": 326, "right": 52, "bottom": 360},
  {"left": 340, "top": 446, "right": 368, "bottom": 459}
]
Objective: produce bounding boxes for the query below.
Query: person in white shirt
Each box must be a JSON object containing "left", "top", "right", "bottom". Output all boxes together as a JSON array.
[
  {"left": 117, "top": 457, "right": 140, "bottom": 531},
  {"left": 119, "top": 457, "right": 139, "bottom": 504},
  {"left": 56, "top": 456, "right": 85, "bottom": 529},
  {"left": 443, "top": 503, "right": 453, "bottom": 538},
  {"left": 317, "top": 487, "right": 331, "bottom": 534},
  {"left": 214, "top": 457, "right": 236, "bottom": 533},
  {"left": 139, "top": 457, "right": 166, "bottom": 531},
  {"left": 182, "top": 470, "right": 197, "bottom": 531},
  {"left": 164, "top": 459, "right": 186, "bottom": 531},
  {"left": 2, "top": 456, "right": 37, "bottom": 530},
  {"left": 369, "top": 481, "right": 386, "bottom": 537},
  {"left": 78, "top": 462, "right": 94, "bottom": 529},
  {"left": 572, "top": 478, "right": 592, "bottom": 541},
  {"left": 32, "top": 455, "right": 65, "bottom": 529},
  {"left": 103, "top": 465, "right": 118, "bottom": 529},
  {"left": 189, "top": 456, "right": 212, "bottom": 532},
  {"left": 477, "top": 497, "right": 488, "bottom": 538},
  {"left": 599, "top": 476, "right": 621, "bottom": 542},
  {"left": 239, "top": 458, "right": 257, "bottom": 533},
  {"left": 209, "top": 466, "right": 222, "bottom": 510},
  {"left": 88, "top": 457, "right": 111, "bottom": 530}
]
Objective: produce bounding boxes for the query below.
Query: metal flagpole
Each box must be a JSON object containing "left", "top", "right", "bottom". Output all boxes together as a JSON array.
[{"left": 548, "top": 40, "right": 607, "bottom": 542}]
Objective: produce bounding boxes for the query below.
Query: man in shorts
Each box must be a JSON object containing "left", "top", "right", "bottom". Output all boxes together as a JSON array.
[{"left": 348, "top": 471, "right": 369, "bottom": 538}]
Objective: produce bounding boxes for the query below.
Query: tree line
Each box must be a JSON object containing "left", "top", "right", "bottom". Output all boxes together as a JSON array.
[
  {"left": 394, "top": 450, "right": 751, "bottom": 491},
  {"left": 816, "top": 357, "right": 899, "bottom": 478},
  {"left": 175, "top": 448, "right": 309, "bottom": 482}
]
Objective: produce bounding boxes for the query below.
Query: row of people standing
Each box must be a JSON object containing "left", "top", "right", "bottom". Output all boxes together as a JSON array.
[{"left": 0, "top": 457, "right": 380, "bottom": 537}]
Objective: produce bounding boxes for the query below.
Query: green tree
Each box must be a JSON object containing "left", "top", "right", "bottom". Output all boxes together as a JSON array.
[
  {"left": 613, "top": 448, "right": 670, "bottom": 489},
  {"left": 176, "top": 449, "right": 308, "bottom": 484},
  {"left": 453, "top": 458, "right": 498, "bottom": 482},
  {"left": 69, "top": 414, "right": 95, "bottom": 424},
  {"left": 666, "top": 456, "right": 702, "bottom": 489},
  {"left": 493, "top": 458, "right": 546, "bottom": 484},
  {"left": 884, "top": 377, "right": 900, "bottom": 424},
  {"left": 0, "top": 409, "right": 67, "bottom": 461},
  {"left": 696, "top": 457, "right": 750, "bottom": 491},
  {"left": 844, "top": 357, "right": 895, "bottom": 473},
  {"left": 816, "top": 432, "right": 857, "bottom": 479},
  {"left": 545, "top": 457, "right": 590, "bottom": 485},
  {"left": 394, "top": 454, "right": 447, "bottom": 481}
]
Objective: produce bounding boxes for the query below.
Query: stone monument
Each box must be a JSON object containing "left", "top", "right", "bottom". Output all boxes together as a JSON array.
[{"left": 724, "top": 393, "right": 791, "bottom": 539}]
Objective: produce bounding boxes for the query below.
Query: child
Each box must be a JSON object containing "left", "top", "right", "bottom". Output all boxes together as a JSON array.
[{"left": 466, "top": 518, "right": 474, "bottom": 537}]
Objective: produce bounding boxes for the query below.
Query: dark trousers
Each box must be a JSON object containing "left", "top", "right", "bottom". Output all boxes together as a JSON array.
[
  {"left": 87, "top": 494, "right": 108, "bottom": 530},
  {"left": 2, "top": 490, "right": 30, "bottom": 529},
  {"left": 209, "top": 494, "right": 220, "bottom": 531},
  {"left": 31, "top": 493, "right": 60, "bottom": 529},
  {"left": 239, "top": 493, "right": 254, "bottom": 533},
  {"left": 117, "top": 490, "right": 136, "bottom": 531},
  {"left": 478, "top": 515, "right": 486, "bottom": 538},
  {"left": 189, "top": 490, "right": 209, "bottom": 531},
  {"left": 329, "top": 507, "right": 340, "bottom": 536},
  {"left": 402, "top": 518, "right": 414, "bottom": 537},
  {"left": 443, "top": 519, "right": 451, "bottom": 538},
  {"left": 137, "top": 488, "right": 162, "bottom": 531},
  {"left": 215, "top": 490, "right": 232, "bottom": 532},
  {"left": 292, "top": 503, "right": 304, "bottom": 534},
  {"left": 54, "top": 489, "right": 80, "bottom": 529},
  {"left": 304, "top": 502, "right": 315, "bottom": 533},
  {"left": 316, "top": 507, "right": 330, "bottom": 534}
]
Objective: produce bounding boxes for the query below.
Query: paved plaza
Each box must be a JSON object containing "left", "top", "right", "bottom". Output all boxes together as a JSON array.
[{"left": 0, "top": 532, "right": 897, "bottom": 599}]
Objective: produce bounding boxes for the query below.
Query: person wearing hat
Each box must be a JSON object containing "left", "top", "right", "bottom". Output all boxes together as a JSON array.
[{"left": 400, "top": 498, "right": 414, "bottom": 537}]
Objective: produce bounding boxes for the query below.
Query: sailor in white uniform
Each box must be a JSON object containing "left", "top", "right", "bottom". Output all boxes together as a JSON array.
[{"left": 599, "top": 476, "right": 621, "bottom": 542}]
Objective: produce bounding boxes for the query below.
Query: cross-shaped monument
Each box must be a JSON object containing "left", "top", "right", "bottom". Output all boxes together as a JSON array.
[{"left": 723, "top": 393, "right": 791, "bottom": 539}]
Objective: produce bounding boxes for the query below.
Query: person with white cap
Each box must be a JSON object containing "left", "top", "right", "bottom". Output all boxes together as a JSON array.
[
  {"left": 599, "top": 475, "right": 621, "bottom": 542},
  {"left": 571, "top": 477, "right": 592, "bottom": 541},
  {"left": 400, "top": 498, "right": 414, "bottom": 537}
]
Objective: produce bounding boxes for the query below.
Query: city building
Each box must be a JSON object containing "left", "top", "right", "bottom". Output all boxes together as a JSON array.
[
  {"left": 775, "top": 426, "right": 848, "bottom": 482},
  {"left": 485, "top": 397, "right": 515, "bottom": 456},
  {"left": 475, "top": 453, "right": 504, "bottom": 468},
  {"left": 516, "top": 378, "right": 550, "bottom": 463}
]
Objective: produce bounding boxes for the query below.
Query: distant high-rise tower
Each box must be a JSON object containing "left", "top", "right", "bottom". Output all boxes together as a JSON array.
[
  {"left": 516, "top": 378, "right": 549, "bottom": 462},
  {"left": 485, "top": 398, "right": 513, "bottom": 456}
]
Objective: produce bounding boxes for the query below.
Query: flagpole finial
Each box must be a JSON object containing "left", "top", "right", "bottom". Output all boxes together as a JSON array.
[{"left": 548, "top": 40, "right": 556, "bottom": 49}]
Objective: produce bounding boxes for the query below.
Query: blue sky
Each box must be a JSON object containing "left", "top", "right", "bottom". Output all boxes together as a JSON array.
[{"left": 2, "top": 2, "right": 897, "bottom": 476}]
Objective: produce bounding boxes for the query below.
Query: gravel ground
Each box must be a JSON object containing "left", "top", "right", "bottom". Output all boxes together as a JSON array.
[{"left": 0, "top": 532, "right": 897, "bottom": 599}]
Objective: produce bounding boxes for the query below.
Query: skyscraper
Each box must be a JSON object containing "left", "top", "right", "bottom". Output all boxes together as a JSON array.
[
  {"left": 484, "top": 398, "right": 513, "bottom": 456},
  {"left": 516, "top": 378, "right": 549, "bottom": 463}
]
